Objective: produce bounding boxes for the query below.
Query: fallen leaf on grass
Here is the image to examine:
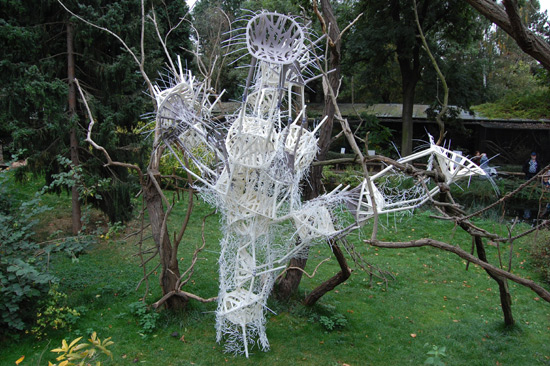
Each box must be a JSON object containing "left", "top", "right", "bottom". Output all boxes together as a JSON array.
[
  {"left": 410, "top": 333, "right": 417, "bottom": 338},
  {"left": 16, "top": 356, "right": 25, "bottom": 365}
]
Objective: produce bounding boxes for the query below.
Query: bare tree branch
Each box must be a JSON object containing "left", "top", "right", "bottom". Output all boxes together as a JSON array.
[
  {"left": 336, "top": 12, "right": 363, "bottom": 43},
  {"left": 75, "top": 78, "right": 144, "bottom": 181},
  {"left": 277, "top": 257, "right": 331, "bottom": 280},
  {"left": 463, "top": 165, "right": 550, "bottom": 220},
  {"left": 464, "top": 0, "right": 550, "bottom": 70},
  {"left": 366, "top": 238, "right": 550, "bottom": 302},
  {"left": 152, "top": 290, "right": 217, "bottom": 309},
  {"left": 177, "top": 210, "right": 216, "bottom": 289}
]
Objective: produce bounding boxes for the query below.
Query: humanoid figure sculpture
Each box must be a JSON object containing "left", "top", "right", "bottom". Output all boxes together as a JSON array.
[{"left": 153, "top": 11, "right": 486, "bottom": 357}]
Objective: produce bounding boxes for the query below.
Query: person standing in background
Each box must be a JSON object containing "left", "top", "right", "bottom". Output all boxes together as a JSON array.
[
  {"left": 523, "top": 152, "right": 540, "bottom": 180},
  {"left": 523, "top": 152, "right": 541, "bottom": 220}
]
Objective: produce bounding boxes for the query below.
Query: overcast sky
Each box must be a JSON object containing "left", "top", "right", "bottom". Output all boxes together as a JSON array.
[{"left": 182, "top": 1, "right": 550, "bottom": 21}]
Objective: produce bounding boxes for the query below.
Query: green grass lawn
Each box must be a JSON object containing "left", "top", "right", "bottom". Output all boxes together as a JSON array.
[{"left": 2, "top": 173, "right": 550, "bottom": 366}]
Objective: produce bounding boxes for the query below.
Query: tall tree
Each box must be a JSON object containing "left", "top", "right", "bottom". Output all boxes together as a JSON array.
[
  {"left": 345, "top": 0, "right": 482, "bottom": 156},
  {"left": 1, "top": 0, "right": 191, "bottom": 225},
  {"left": 0, "top": 0, "right": 67, "bottom": 169},
  {"left": 190, "top": 0, "right": 237, "bottom": 97},
  {"left": 464, "top": 0, "right": 550, "bottom": 71},
  {"left": 62, "top": 0, "right": 211, "bottom": 311},
  {"left": 67, "top": 20, "right": 82, "bottom": 234}
]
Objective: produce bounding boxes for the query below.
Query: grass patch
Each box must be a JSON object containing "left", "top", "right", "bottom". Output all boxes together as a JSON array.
[{"left": 1, "top": 173, "right": 550, "bottom": 365}]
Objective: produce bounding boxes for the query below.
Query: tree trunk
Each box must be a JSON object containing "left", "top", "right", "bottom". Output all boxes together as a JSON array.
[
  {"left": 400, "top": 79, "right": 416, "bottom": 157},
  {"left": 274, "top": 256, "right": 308, "bottom": 301},
  {"left": 397, "top": 47, "right": 421, "bottom": 157},
  {"left": 145, "top": 170, "right": 188, "bottom": 309},
  {"left": 473, "top": 235, "right": 514, "bottom": 325},
  {"left": 303, "top": 240, "right": 351, "bottom": 306},
  {"left": 67, "top": 21, "right": 81, "bottom": 235},
  {"left": 274, "top": 0, "right": 341, "bottom": 300},
  {"left": 392, "top": 3, "right": 422, "bottom": 158}
]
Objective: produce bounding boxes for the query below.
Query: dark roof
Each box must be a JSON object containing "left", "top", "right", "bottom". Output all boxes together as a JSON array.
[
  {"left": 215, "top": 103, "right": 550, "bottom": 129},
  {"left": 476, "top": 121, "right": 550, "bottom": 130}
]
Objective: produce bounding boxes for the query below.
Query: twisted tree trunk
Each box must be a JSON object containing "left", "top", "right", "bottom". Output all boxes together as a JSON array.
[
  {"left": 303, "top": 240, "right": 351, "bottom": 306},
  {"left": 145, "top": 170, "right": 188, "bottom": 310},
  {"left": 274, "top": 0, "right": 342, "bottom": 300}
]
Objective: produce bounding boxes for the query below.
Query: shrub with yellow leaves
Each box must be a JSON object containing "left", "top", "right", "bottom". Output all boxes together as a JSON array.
[
  {"left": 48, "top": 332, "right": 113, "bottom": 366},
  {"left": 31, "top": 285, "right": 81, "bottom": 339}
]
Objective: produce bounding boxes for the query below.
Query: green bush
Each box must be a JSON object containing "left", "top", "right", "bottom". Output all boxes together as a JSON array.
[
  {"left": 45, "top": 155, "right": 137, "bottom": 224},
  {"left": 357, "top": 113, "right": 395, "bottom": 157},
  {"left": 322, "top": 165, "right": 363, "bottom": 188},
  {"left": 0, "top": 170, "right": 93, "bottom": 334},
  {"left": 0, "top": 170, "right": 54, "bottom": 332}
]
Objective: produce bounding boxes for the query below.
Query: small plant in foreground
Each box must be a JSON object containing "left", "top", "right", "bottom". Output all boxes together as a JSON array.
[
  {"left": 48, "top": 332, "right": 113, "bottom": 366},
  {"left": 424, "top": 344, "right": 447, "bottom": 366},
  {"left": 307, "top": 304, "right": 348, "bottom": 331},
  {"left": 129, "top": 301, "right": 159, "bottom": 334},
  {"left": 318, "top": 314, "right": 347, "bottom": 331}
]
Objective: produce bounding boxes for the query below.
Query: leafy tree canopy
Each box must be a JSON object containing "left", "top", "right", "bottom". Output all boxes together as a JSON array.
[{"left": 0, "top": 0, "right": 191, "bottom": 222}]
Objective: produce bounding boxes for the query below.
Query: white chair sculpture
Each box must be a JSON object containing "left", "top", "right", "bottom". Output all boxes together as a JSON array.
[{"left": 152, "top": 11, "right": 487, "bottom": 357}]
